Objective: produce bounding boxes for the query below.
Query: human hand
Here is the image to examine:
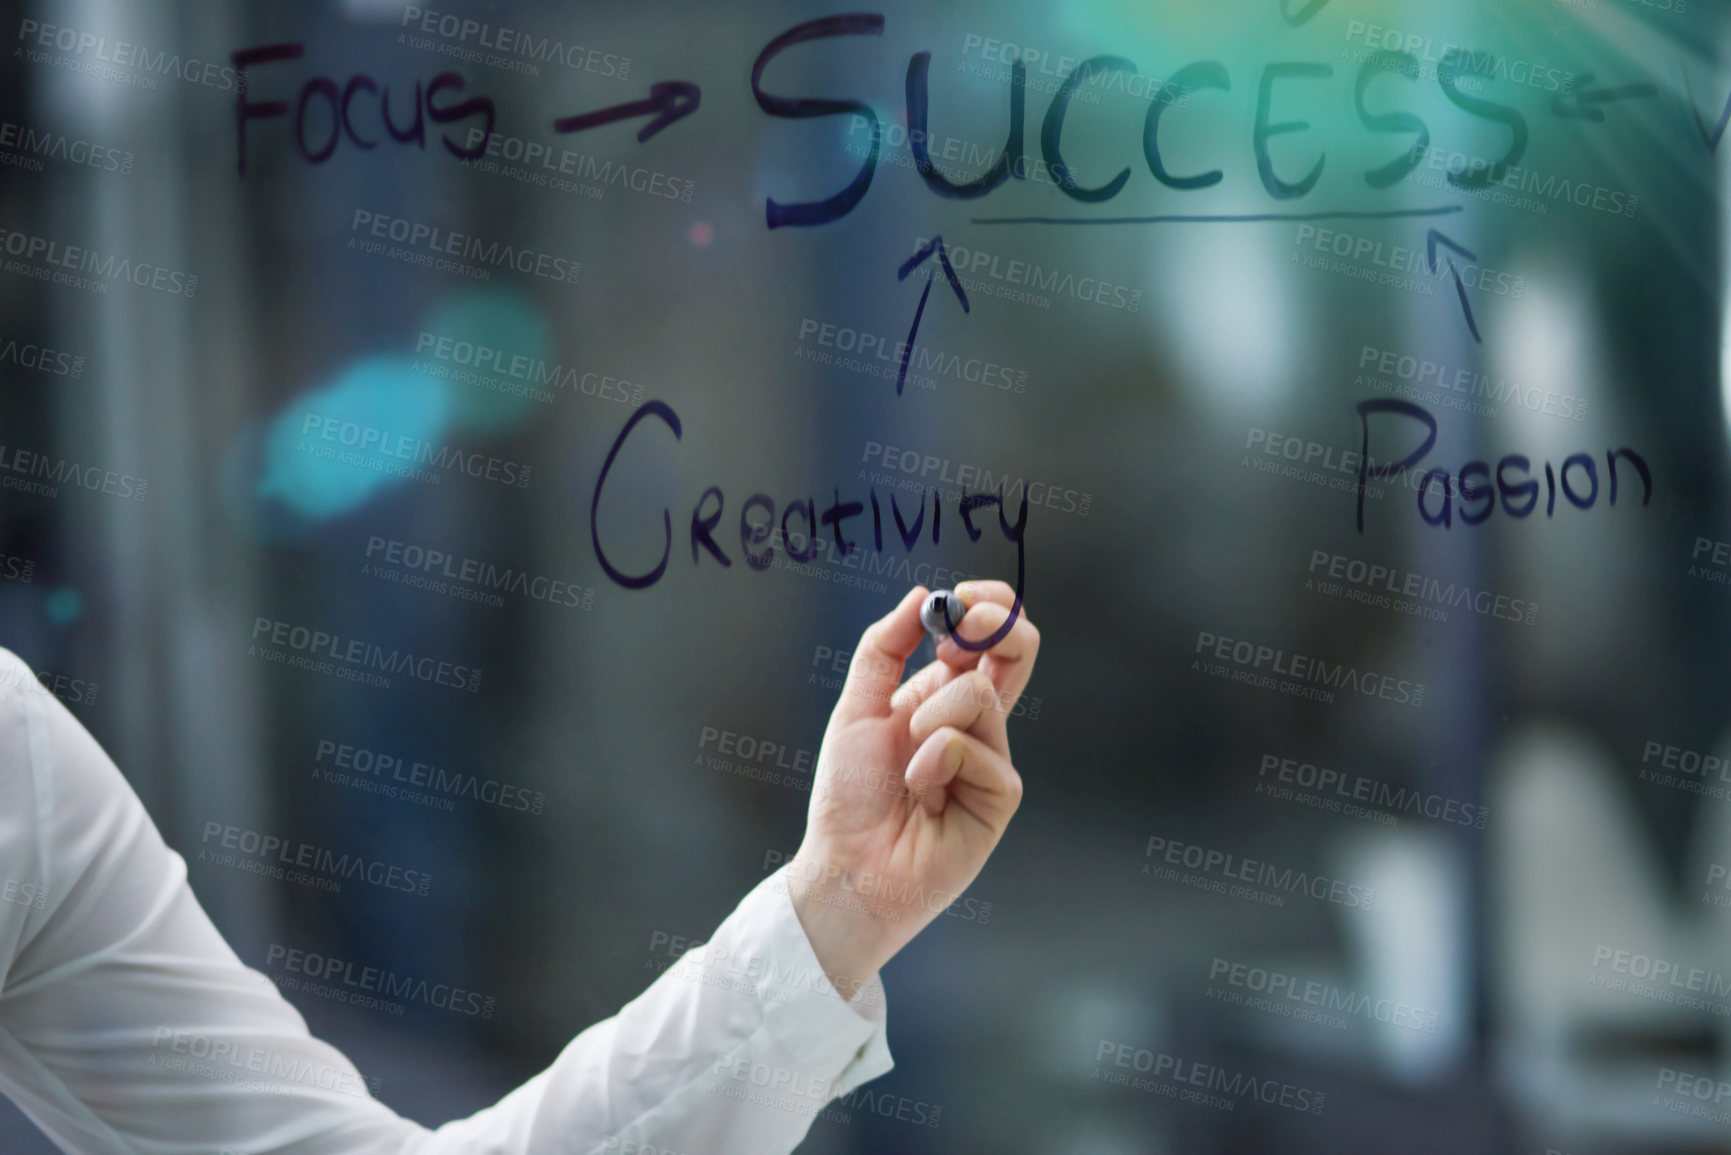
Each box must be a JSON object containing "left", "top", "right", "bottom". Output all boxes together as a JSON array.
[{"left": 786, "top": 581, "right": 1038, "bottom": 987}]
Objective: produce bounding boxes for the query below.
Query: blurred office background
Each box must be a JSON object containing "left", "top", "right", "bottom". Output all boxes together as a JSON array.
[{"left": 1, "top": 0, "right": 1728, "bottom": 1150}]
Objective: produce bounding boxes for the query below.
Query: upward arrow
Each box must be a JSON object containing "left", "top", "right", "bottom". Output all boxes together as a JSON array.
[
  {"left": 1426, "top": 228, "right": 1482, "bottom": 344},
  {"left": 894, "top": 236, "right": 970, "bottom": 398},
  {"left": 1681, "top": 61, "right": 1731, "bottom": 152}
]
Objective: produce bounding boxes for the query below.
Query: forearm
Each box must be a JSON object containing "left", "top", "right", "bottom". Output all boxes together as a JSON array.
[
  {"left": 0, "top": 652, "right": 893, "bottom": 1154},
  {"left": 415, "top": 864, "right": 894, "bottom": 1155},
  {"left": 783, "top": 852, "right": 903, "bottom": 988}
]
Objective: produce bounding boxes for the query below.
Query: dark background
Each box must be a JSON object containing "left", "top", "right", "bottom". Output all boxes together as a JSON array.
[{"left": 0, "top": 0, "right": 1726, "bottom": 1150}]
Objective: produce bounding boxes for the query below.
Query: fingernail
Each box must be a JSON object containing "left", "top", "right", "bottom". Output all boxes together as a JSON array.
[
  {"left": 944, "top": 733, "right": 966, "bottom": 772},
  {"left": 957, "top": 582, "right": 977, "bottom": 607}
]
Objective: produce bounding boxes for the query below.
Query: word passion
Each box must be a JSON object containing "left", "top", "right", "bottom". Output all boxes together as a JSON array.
[
  {"left": 590, "top": 403, "right": 1026, "bottom": 651},
  {"left": 1355, "top": 400, "right": 1650, "bottom": 532}
]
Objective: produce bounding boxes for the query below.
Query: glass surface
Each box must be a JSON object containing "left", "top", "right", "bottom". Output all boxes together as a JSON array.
[{"left": 0, "top": 0, "right": 1722, "bottom": 1151}]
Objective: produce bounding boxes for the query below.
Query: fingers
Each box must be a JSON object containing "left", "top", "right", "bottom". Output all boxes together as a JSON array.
[
  {"left": 907, "top": 669, "right": 996, "bottom": 750},
  {"left": 890, "top": 656, "right": 1008, "bottom": 752},
  {"left": 888, "top": 656, "right": 950, "bottom": 716},
  {"left": 835, "top": 580, "right": 1037, "bottom": 741},
  {"left": 935, "top": 581, "right": 1040, "bottom": 707},
  {"left": 904, "top": 726, "right": 1024, "bottom": 829},
  {"left": 955, "top": 579, "right": 1019, "bottom": 611},
  {"left": 833, "top": 586, "right": 929, "bottom": 724}
]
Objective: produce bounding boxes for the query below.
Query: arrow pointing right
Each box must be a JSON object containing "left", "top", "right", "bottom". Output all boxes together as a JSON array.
[{"left": 553, "top": 81, "right": 702, "bottom": 143}]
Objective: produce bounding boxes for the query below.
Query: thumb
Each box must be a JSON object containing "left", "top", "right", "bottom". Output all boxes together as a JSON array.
[{"left": 830, "top": 586, "right": 929, "bottom": 725}]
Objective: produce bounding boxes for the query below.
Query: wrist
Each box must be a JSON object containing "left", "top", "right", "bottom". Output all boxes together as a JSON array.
[{"left": 783, "top": 851, "right": 899, "bottom": 987}]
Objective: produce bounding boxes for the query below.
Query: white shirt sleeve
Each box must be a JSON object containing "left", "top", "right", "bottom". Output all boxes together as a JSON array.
[{"left": 0, "top": 648, "right": 893, "bottom": 1154}]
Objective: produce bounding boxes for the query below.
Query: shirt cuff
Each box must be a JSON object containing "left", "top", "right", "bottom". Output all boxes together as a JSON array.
[{"left": 703, "top": 863, "right": 895, "bottom": 1099}]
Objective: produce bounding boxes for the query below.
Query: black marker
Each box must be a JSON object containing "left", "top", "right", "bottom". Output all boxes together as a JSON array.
[{"left": 920, "top": 589, "right": 967, "bottom": 644}]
